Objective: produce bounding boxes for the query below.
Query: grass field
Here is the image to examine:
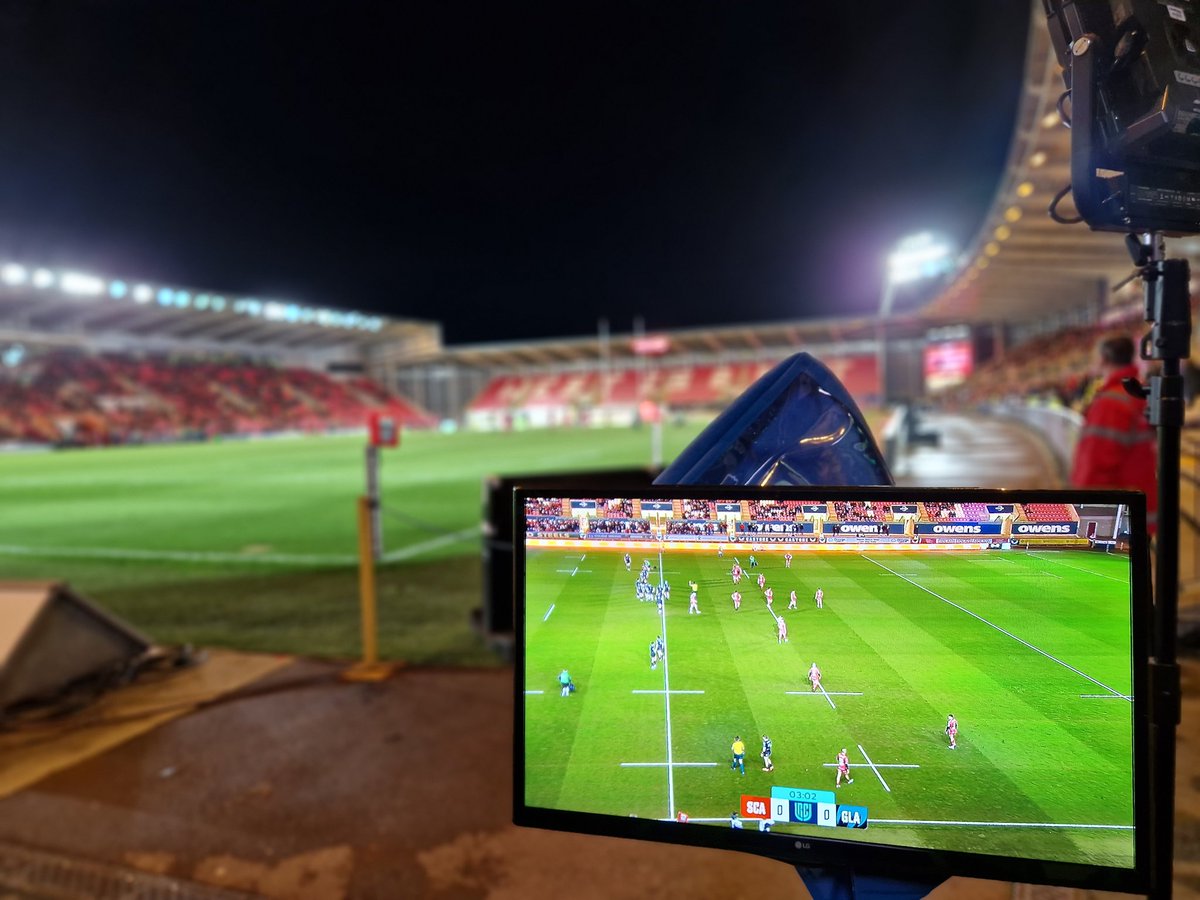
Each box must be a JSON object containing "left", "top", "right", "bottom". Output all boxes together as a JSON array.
[
  {"left": 522, "top": 545, "right": 1136, "bottom": 868},
  {"left": 0, "top": 425, "right": 702, "bottom": 662}
]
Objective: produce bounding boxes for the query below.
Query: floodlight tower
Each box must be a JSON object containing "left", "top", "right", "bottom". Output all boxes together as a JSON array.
[{"left": 877, "top": 232, "right": 954, "bottom": 403}]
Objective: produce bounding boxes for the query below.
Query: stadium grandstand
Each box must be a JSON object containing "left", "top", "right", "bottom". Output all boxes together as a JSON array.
[{"left": 0, "top": 269, "right": 440, "bottom": 445}]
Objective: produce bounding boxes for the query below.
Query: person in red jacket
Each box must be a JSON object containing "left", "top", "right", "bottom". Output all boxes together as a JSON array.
[{"left": 1070, "top": 335, "right": 1157, "bottom": 532}]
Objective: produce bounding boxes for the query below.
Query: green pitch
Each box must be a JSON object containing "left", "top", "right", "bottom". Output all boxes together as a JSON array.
[
  {"left": 0, "top": 425, "right": 701, "bottom": 661},
  {"left": 523, "top": 547, "right": 1136, "bottom": 868}
]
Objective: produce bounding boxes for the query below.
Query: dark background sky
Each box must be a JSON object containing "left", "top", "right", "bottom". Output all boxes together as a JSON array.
[{"left": 0, "top": 2, "right": 1031, "bottom": 345}]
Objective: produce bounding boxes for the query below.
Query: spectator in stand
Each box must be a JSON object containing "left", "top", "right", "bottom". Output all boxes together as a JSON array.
[{"left": 1070, "top": 335, "right": 1158, "bottom": 532}]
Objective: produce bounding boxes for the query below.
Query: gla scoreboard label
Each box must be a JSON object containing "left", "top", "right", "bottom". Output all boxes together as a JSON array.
[{"left": 741, "top": 787, "right": 868, "bottom": 829}]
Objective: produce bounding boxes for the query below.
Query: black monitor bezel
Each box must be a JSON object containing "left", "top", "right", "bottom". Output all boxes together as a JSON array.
[{"left": 512, "top": 485, "right": 1151, "bottom": 893}]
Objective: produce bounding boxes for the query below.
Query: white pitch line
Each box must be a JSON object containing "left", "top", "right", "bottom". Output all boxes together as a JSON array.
[
  {"left": 1024, "top": 552, "right": 1127, "bottom": 584},
  {"left": 818, "top": 683, "right": 836, "bottom": 710},
  {"left": 658, "top": 547, "right": 677, "bottom": 819},
  {"left": 573, "top": 553, "right": 587, "bottom": 576},
  {"left": 1081, "top": 694, "right": 1133, "bottom": 700},
  {"left": 543, "top": 604, "right": 555, "bottom": 622},
  {"left": 620, "top": 762, "right": 718, "bottom": 768},
  {"left": 0, "top": 543, "right": 355, "bottom": 566},
  {"left": 0, "top": 526, "right": 481, "bottom": 566},
  {"left": 632, "top": 689, "right": 704, "bottom": 694},
  {"left": 524, "top": 690, "right": 544, "bottom": 695},
  {"left": 556, "top": 569, "right": 592, "bottom": 575},
  {"left": 857, "top": 744, "right": 890, "bottom": 793},
  {"left": 786, "top": 691, "right": 863, "bottom": 696},
  {"left": 862, "top": 554, "right": 1129, "bottom": 701},
  {"left": 656, "top": 816, "right": 730, "bottom": 822},
  {"left": 870, "top": 819, "right": 1132, "bottom": 830},
  {"left": 380, "top": 526, "right": 481, "bottom": 563}
]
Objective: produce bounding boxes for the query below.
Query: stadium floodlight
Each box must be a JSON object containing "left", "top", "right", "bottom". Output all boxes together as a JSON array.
[
  {"left": 1, "top": 264, "right": 27, "bottom": 286},
  {"left": 211, "top": 296, "right": 226, "bottom": 311},
  {"left": 173, "top": 290, "right": 190, "bottom": 308},
  {"left": 133, "top": 284, "right": 153, "bottom": 303},
  {"left": 60, "top": 272, "right": 105, "bottom": 296},
  {"left": 881, "top": 232, "right": 954, "bottom": 314},
  {"left": 156, "top": 288, "right": 173, "bottom": 306},
  {"left": 108, "top": 280, "right": 128, "bottom": 299},
  {"left": 31, "top": 268, "right": 54, "bottom": 289}
]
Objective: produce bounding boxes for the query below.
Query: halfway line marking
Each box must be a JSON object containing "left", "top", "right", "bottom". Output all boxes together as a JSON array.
[
  {"left": 858, "top": 744, "right": 890, "bottom": 793},
  {"left": 862, "top": 554, "right": 1129, "bottom": 701},
  {"left": 658, "top": 547, "right": 677, "bottom": 819},
  {"left": 632, "top": 689, "right": 705, "bottom": 694},
  {"left": 543, "top": 605, "right": 555, "bottom": 622}
]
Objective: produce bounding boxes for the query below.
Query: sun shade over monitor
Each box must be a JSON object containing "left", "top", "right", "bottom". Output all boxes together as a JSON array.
[{"left": 512, "top": 486, "right": 1150, "bottom": 893}]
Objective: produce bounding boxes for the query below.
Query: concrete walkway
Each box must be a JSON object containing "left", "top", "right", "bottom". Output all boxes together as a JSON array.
[{"left": 892, "top": 411, "right": 1063, "bottom": 490}]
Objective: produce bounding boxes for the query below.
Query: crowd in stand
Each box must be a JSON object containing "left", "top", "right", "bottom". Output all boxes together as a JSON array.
[
  {"left": 748, "top": 499, "right": 801, "bottom": 520},
  {"left": 0, "top": 349, "right": 433, "bottom": 446},
  {"left": 525, "top": 498, "right": 565, "bottom": 516},
  {"left": 588, "top": 518, "right": 651, "bottom": 535},
  {"left": 834, "top": 500, "right": 882, "bottom": 521},
  {"left": 681, "top": 498, "right": 715, "bottom": 519},
  {"left": 667, "top": 520, "right": 724, "bottom": 535},
  {"left": 922, "top": 501, "right": 959, "bottom": 520},
  {"left": 601, "top": 498, "right": 633, "bottom": 517},
  {"left": 952, "top": 317, "right": 1162, "bottom": 410},
  {"left": 526, "top": 517, "right": 581, "bottom": 534}
]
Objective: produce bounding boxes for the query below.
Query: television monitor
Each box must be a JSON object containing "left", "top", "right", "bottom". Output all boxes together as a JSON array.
[{"left": 513, "top": 486, "right": 1150, "bottom": 893}]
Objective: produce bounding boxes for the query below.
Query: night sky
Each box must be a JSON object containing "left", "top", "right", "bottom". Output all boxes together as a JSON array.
[{"left": 0, "top": 2, "right": 1030, "bottom": 345}]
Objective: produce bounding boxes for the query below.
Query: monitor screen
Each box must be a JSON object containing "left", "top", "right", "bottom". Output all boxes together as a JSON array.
[{"left": 513, "top": 486, "right": 1150, "bottom": 892}]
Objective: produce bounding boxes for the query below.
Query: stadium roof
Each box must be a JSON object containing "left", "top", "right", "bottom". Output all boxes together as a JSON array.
[
  {"left": 924, "top": 4, "right": 1200, "bottom": 324},
  {"left": 0, "top": 267, "right": 441, "bottom": 357},
  {"left": 438, "top": 316, "right": 888, "bottom": 370}
]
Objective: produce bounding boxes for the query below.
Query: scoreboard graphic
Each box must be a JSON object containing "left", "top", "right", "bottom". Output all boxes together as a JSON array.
[{"left": 741, "top": 787, "right": 868, "bottom": 829}]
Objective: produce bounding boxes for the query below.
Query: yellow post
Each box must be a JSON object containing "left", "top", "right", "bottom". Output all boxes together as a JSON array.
[{"left": 343, "top": 495, "right": 399, "bottom": 682}]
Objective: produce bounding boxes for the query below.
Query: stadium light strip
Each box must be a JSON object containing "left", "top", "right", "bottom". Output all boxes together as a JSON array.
[{"left": 0, "top": 261, "right": 385, "bottom": 332}]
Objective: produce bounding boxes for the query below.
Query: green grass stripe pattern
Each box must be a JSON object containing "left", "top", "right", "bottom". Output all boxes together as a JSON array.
[{"left": 522, "top": 547, "right": 1137, "bottom": 869}]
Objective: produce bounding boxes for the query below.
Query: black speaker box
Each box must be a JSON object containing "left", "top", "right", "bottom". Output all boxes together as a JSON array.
[{"left": 0, "top": 582, "right": 151, "bottom": 713}]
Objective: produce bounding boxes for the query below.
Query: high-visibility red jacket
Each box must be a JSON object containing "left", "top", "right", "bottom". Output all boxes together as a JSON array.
[{"left": 1070, "top": 364, "right": 1157, "bottom": 530}]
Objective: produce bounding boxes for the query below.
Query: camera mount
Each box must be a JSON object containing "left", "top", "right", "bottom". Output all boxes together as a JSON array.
[{"left": 1044, "top": 2, "right": 1200, "bottom": 894}]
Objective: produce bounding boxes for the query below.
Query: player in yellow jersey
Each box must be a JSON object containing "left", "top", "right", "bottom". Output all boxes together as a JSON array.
[{"left": 731, "top": 736, "right": 746, "bottom": 775}]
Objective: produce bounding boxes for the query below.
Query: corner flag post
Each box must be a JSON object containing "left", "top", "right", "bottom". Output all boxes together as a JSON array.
[{"left": 343, "top": 413, "right": 401, "bottom": 683}]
